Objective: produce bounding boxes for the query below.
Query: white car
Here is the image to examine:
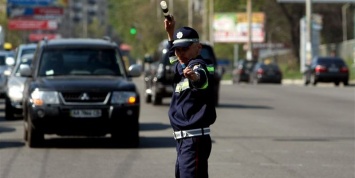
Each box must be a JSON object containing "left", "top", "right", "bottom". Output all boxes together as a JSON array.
[
  {"left": 0, "top": 50, "right": 15, "bottom": 95},
  {"left": 5, "top": 53, "right": 33, "bottom": 120}
]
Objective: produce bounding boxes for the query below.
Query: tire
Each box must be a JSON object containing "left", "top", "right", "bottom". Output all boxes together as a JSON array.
[
  {"left": 145, "top": 93, "right": 152, "bottom": 103},
  {"left": 27, "top": 119, "right": 44, "bottom": 148},
  {"left": 343, "top": 80, "right": 349, "bottom": 86},
  {"left": 334, "top": 81, "right": 340, "bottom": 86},
  {"left": 5, "top": 97, "right": 15, "bottom": 120},
  {"left": 151, "top": 84, "right": 162, "bottom": 105}
]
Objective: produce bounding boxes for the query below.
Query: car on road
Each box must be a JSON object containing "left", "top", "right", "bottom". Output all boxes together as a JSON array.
[
  {"left": 5, "top": 53, "right": 34, "bottom": 120},
  {"left": 13, "top": 43, "right": 37, "bottom": 66},
  {"left": 304, "top": 56, "right": 349, "bottom": 86},
  {"left": 0, "top": 50, "right": 15, "bottom": 94},
  {"left": 143, "top": 40, "right": 221, "bottom": 106},
  {"left": 20, "top": 38, "right": 142, "bottom": 148},
  {"left": 232, "top": 59, "right": 257, "bottom": 84},
  {"left": 249, "top": 61, "right": 282, "bottom": 84}
]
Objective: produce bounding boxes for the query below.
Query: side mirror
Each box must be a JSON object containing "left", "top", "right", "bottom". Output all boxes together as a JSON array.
[
  {"left": 19, "top": 64, "right": 32, "bottom": 77},
  {"left": 128, "top": 64, "right": 142, "bottom": 77},
  {"left": 5, "top": 57, "right": 15, "bottom": 66}
]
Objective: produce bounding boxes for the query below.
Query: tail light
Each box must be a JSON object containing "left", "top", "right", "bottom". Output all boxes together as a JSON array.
[
  {"left": 315, "top": 65, "right": 327, "bottom": 73},
  {"left": 257, "top": 68, "right": 264, "bottom": 74},
  {"left": 238, "top": 69, "right": 244, "bottom": 74},
  {"left": 340, "top": 67, "right": 349, "bottom": 73}
]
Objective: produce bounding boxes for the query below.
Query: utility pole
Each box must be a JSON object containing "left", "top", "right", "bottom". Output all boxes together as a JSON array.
[
  {"left": 188, "top": 0, "right": 193, "bottom": 27},
  {"left": 342, "top": 3, "right": 350, "bottom": 41},
  {"left": 305, "top": 0, "right": 312, "bottom": 66},
  {"left": 209, "top": 0, "right": 214, "bottom": 46},
  {"left": 246, "top": 0, "right": 253, "bottom": 61},
  {"left": 83, "top": 0, "right": 88, "bottom": 38}
]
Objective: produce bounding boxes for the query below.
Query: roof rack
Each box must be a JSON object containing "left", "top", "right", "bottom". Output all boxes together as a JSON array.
[{"left": 102, "top": 36, "right": 111, "bottom": 42}]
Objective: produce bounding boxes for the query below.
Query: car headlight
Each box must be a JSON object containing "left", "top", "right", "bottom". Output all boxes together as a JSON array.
[
  {"left": 111, "top": 91, "right": 137, "bottom": 104},
  {"left": 31, "top": 89, "right": 60, "bottom": 106},
  {"left": 8, "top": 86, "right": 23, "bottom": 101}
]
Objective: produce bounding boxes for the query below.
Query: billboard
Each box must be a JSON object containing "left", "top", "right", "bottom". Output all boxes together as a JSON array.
[
  {"left": 8, "top": 19, "right": 58, "bottom": 30},
  {"left": 213, "top": 12, "right": 265, "bottom": 43},
  {"left": 7, "top": 6, "right": 63, "bottom": 19},
  {"left": 6, "top": 0, "right": 64, "bottom": 6}
]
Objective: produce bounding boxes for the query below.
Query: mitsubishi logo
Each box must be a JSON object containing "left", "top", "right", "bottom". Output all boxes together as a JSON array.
[{"left": 79, "top": 93, "right": 90, "bottom": 100}]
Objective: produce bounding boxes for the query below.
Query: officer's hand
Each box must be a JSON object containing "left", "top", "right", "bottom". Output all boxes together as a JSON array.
[
  {"left": 165, "top": 16, "right": 175, "bottom": 40},
  {"left": 183, "top": 67, "right": 199, "bottom": 82}
]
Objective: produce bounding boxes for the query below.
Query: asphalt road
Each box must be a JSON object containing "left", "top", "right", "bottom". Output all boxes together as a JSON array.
[{"left": 0, "top": 78, "right": 354, "bottom": 178}]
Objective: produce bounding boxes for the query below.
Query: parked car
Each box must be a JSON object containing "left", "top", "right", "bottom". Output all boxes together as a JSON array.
[
  {"left": 0, "top": 50, "right": 15, "bottom": 95},
  {"left": 249, "top": 62, "right": 282, "bottom": 84},
  {"left": 144, "top": 40, "right": 221, "bottom": 106},
  {"left": 304, "top": 56, "right": 349, "bottom": 86},
  {"left": 232, "top": 59, "right": 257, "bottom": 84},
  {"left": 5, "top": 54, "right": 33, "bottom": 120},
  {"left": 13, "top": 43, "right": 37, "bottom": 66},
  {"left": 20, "top": 38, "right": 142, "bottom": 148}
]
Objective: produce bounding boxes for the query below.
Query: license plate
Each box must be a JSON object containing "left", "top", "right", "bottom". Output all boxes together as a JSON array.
[
  {"left": 70, "top": 109, "right": 102, "bottom": 118},
  {"left": 328, "top": 68, "right": 338, "bottom": 72}
]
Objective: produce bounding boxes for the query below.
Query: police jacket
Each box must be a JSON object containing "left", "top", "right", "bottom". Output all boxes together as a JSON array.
[{"left": 167, "top": 44, "right": 217, "bottom": 131}]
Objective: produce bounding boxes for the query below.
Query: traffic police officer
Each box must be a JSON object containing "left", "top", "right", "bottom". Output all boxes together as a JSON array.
[{"left": 164, "top": 16, "right": 217, "bottom": 178}]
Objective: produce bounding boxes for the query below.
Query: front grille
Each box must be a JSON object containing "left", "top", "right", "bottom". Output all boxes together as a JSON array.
[{"left": 60, "top": 92, "right": 109, "bottom": 104}]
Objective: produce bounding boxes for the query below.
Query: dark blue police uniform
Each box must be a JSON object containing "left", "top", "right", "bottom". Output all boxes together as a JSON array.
[{"left": 167, "top": 27, "right": 217, "bottom": 178}]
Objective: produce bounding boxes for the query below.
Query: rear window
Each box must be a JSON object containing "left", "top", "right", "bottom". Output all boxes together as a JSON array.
[
  {"left": 261, "top": 64, "right": 280, "bottom": 70},
  {"left": 317, "top": 58, "right": 345, "bottom": 65}
]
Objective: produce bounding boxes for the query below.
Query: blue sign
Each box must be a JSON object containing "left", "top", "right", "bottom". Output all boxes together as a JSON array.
[
  {"left": 7, "top": 6, "right": 34, "bottom": 18},
  {"left": 7, "top": 0, "right": 56, "bottom": 6}
]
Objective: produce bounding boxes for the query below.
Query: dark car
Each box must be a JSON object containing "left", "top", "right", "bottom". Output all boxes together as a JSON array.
[
  {"left": 232, "top": 59, "right": 257, "bottom": 84},
  {"left": 249, "top": 62, "right": 282, "bottom": 84},
  {"left": 20, "top": 38, "right": 142, "bottom": 148},
  {"left": 304, "top": 56, "right": 349, "bottom": 86},
  {"left": 143, "top": 40, "right": 221, "bottom": 106}
]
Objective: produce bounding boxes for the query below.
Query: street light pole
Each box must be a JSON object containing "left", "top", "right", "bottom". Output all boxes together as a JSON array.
[
  {"left": 246, "top": 0, "right": 253, "bottom": 61},
  {"left": 305, "top": 0, "right": 312, "bottom": 66},
  {"left": 342, "top": 3, "right": 350, "bottom": 42}
]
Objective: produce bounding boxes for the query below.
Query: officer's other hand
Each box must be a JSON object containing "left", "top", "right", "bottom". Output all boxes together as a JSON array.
[{"left": 165, "top": 16, "right": 175, "bottom": 37}]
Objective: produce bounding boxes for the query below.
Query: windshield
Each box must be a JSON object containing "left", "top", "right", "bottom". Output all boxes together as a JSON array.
[
  {"left": 38, "top": 48, "right": 125, "bottom": 77},
  {"left": 21, "top": 48, "right": 36, "bottom": 58}
]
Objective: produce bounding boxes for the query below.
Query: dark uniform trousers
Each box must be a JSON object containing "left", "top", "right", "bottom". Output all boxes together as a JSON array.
[{"left": 175, "top": 135, "right": 212, "bottom": 178}]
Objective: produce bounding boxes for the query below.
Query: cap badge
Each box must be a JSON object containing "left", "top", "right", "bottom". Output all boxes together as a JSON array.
[{"left": 176, "top": 32, "right": 183, "bottom": 39}]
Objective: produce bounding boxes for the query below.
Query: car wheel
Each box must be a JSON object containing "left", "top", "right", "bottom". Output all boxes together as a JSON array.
[
  {"left": 334, "top": 81, "right": 340, "bottom": 86},
  {"left": 145, "top": 93, "right": 152, "bottom": 103},
  {"left": 343, "top": 80, "right": 349, "bottom": 86},
  {"left": 151, "top": 84, "right": 162, "bottom": 105},
  {"left": 27, "top": 119, "right": 44, "bottom": 148},
  {"left": 5, "top": 96, "right": 15, "bottom": 120}
]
